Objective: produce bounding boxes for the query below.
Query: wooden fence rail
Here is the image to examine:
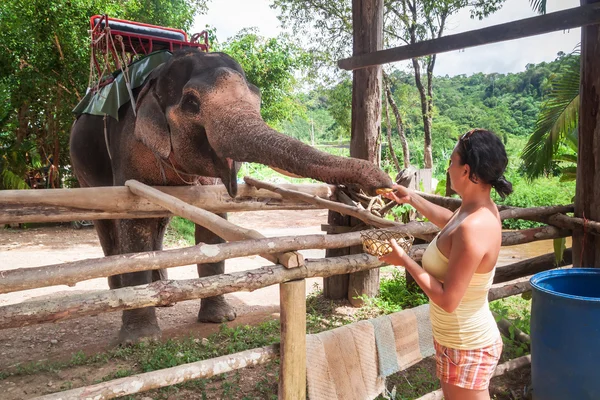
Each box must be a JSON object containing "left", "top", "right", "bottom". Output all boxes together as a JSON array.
[
  {"left": 0, "top": 225, "right": 569, "bottom": 295},
  {"left": 0, "top": 183, "right": 334, "bottom": 224}
]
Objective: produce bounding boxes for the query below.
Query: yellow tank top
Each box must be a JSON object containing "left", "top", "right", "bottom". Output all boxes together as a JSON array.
[{"left": 422, "top": 235, "right": 500, "bottom": 350}]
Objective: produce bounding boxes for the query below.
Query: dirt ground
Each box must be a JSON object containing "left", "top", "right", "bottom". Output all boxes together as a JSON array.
[
  {"left": 0, "top": 209, "right": 329, "bottom": 370},
  {"left": 0, "top": 209, "right": 532, "bottom": 399}
]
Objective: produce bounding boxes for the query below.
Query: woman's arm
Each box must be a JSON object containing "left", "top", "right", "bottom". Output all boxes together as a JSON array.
[
  {"left": 380, "top": 222, "right": 486, "bottom": 313},
  {"left": 383, "top": 184, "right": 455, "bottom": 229}
]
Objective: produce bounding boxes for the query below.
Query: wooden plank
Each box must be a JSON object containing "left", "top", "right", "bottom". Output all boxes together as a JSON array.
[
  {"left": 35, "top": 345, "right": 279, "bottom": 400},
  {"left": 278, "top": 279, "right": 306, "bottom": 400},
  {"left": 125, "top": 180, "right": 303, "bottom": 268},
  {"left": 0, "top": 183, "right": 335, "bottom": 224},
  {"left": 338, "top": 4, "right": 600, "bottom": 70}
]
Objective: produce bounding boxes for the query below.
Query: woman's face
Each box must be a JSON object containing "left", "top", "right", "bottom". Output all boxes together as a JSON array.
[{"left": 447, "top": 145, "right": 468, "bottom": 193}]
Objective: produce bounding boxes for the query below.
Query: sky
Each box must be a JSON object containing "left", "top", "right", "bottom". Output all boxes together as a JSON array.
[{"left": 191, "top": 0, "right": 581, "bottom": 77}]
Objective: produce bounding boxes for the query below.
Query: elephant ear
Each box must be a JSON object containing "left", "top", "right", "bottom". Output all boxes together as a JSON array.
[{"left": 133, "top": 72, "right": 171, "bottom": 159}]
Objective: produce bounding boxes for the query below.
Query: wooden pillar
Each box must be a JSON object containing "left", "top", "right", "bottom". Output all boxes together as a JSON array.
[
  {"left": 325, "top": 0, "right": 384, "bottom": 304},
  {"left": 278, "top": 279, "right": 306, "bottom": 399},
  {"left": 574, "top": 0, "right": 600, "bottom": 268},
  {"left": 323, "top": 212, "right": 352, "bottom": 299}
]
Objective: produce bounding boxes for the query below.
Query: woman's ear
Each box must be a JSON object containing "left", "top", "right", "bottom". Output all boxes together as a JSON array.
[{"left": 133, "top": 77, "right": 171, "bottom": 159}]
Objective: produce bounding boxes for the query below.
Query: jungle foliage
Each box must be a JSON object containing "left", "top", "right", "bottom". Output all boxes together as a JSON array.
[{"left": 0, "top": 1, "right": 307, "bottom": 189}]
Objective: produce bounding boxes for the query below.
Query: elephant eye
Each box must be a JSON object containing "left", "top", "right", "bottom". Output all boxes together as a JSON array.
[{"left": 181, "top": 93, "right": 200, "bottom": 113}]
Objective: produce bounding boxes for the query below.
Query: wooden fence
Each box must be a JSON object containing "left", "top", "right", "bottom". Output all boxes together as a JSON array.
[{"left": 0, "top": 180, "right": 578, "bottom": 399}]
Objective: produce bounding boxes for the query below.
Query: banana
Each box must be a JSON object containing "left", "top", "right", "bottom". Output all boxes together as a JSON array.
[{"left": 376, "top": 188, "right": 394, "bottom": 195}]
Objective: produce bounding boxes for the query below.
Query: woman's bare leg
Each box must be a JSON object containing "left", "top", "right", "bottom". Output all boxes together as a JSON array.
[{"left": 441, "top": 381, "right": 490, "bottom": 400}]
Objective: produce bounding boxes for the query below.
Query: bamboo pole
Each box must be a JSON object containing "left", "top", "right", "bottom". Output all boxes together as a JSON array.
[
  {"left": 34, "top": 345, "right": 279, "bottom": 400},
  {"left": 0, "top": 184, "right": 334, "bottom": 224},
  {"left": 278, "top": 279, "right": 306, "bottom": 400},
  {"left": 125, "top": 180, "right": 303, "bottom": 268}
]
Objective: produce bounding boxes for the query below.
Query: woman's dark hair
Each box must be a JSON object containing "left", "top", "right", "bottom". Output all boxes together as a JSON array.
[{"left": 455, "top": 128, "right": 513, "bottom": 199}]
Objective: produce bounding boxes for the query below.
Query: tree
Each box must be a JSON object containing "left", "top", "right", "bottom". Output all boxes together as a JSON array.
[
  {"left": 0, "top": 0, "right": 208, "bottom": 189},
  {"left": 214, "top": 28, "right": 311, "bottom": 128},
  {"left": 271, "top": 0, "right": 505, "bottom": 169}
]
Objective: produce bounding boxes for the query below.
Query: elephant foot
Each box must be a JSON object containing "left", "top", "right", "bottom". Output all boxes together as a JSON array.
[
  {"left": 198, "top": 296, "right": 236, "bottom": 323},
  {"left": 117, "top": 321, "right": 162, "bottom": 345}
]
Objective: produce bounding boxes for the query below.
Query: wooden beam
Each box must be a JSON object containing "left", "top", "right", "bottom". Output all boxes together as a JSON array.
[
  {"left": 2, "top": 231, "right": 366, "bottom": 294},
  {"left": 489, "top": 278, "right": 531, "bottom": 301},
  {"left": 339, "top": 4, "right": 600, "bottom": 70},
  {"left": 500, "top": 225, "right": 570, "bottom": 246},
  {"left": 0, "top": 253, "right": 384, "bottom": 330},
  {"left": 278, "top": 280, "right": 307, "bottom": 400},
  {"left": 35, "top": 345, "right": 279, "bottom": 400},
  {"left": 575, "top": 0, "right": 600, "bottom": 267},
  {"left": 0, "top": 183, "right": 334, "bottom": 224},
  {"left": 0, "top": 223, "right": 550, "bottom": 295},
  {"left": 125, "top": 180, "right": 303, "bottom": 269},
  {"left": 494, "top": 249, "right": 572, "bottom": 284}
]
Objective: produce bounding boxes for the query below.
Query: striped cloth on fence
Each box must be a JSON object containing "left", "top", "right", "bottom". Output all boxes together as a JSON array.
[{"left": 306, "top": 304, "right": 435, "bottom": 400}]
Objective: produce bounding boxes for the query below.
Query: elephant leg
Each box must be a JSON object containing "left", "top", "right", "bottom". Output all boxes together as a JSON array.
[
  {"left": 196, "top": 213, "right": 236, "bottom": 323},
  {"left": 93, "top": 219, "right": 123, "bottom": 289},
  {"left": 110, "top": 218, "right": 169, "bottom": 343}
]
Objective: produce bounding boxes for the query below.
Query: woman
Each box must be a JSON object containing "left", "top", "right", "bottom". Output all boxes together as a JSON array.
[{"left": 380, "top": 129, "right": 513, "bottom": 400}]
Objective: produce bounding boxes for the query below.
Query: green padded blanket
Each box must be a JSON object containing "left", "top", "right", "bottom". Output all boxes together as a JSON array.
[{"left": 72, "top": 50, "right": 172, "bottom": 120}]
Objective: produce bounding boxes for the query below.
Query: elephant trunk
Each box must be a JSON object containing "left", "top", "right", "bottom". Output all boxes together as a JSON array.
[{"left": 205, "top": 108, "right": 393, "bottom": 195}]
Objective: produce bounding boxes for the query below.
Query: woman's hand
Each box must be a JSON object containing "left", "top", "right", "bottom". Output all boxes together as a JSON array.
[
  {"left": 382, "top": 184, "right": 412, "bottom": 205},
  {"left": 378, "top": 239, "right": 410, "bottom": 266}
]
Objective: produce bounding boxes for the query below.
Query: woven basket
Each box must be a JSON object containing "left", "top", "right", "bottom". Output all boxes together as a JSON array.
[{"left": 360, "top": 229, "right": 414, "bottom": 257}]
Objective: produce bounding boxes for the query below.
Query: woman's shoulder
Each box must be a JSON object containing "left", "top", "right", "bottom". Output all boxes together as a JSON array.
[{"left": 458, "top": 207, "right": 500, "bottom": 235}]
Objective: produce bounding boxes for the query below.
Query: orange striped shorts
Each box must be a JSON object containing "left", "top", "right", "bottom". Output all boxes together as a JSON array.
[{"left": 433, "top": 336, "right": 503, "bottom": 390}]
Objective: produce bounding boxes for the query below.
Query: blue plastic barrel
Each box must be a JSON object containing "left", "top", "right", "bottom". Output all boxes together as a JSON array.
[{"left": 530, "top": 268, "right": 600, "bottom": 400}]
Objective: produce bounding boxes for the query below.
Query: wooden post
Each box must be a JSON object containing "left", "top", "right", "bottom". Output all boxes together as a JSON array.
[
  {"left": 345, "top": 0, "right": 384, "bottom": 306},
  {"left": 279, "top": 279, "right": 306, "bottom": 400},
  {"left": 574, "top": 0, "right": 600, "bottom": 268}
]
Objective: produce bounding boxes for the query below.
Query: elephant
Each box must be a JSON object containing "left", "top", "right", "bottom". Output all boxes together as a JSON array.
[{"left": 69, "top": 48, "right": 393, "bottom": 344}]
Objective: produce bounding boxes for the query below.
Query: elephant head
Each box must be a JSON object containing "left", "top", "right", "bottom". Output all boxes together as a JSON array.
[{"left": 133, "top": 49, "right": 392, "bottom": 197}]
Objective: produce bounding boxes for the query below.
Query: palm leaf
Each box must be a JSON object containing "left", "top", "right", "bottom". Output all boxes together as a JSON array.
[
  {"left": 521, "top": 60, "right": 580, "bottom": 179},
  {"left": 530, "top": 0, "right": 546, "bottom": 15},
  {"left": 559, "top": 166, "right": 577, "bottom": 182},
  {"left": 554, "top": 153, "right": 577, "bottom": 163},
  {"left": 553, "top": 237, "right": 566, "bottom": 266},
  {"left": 0, "top": 168, "right": 29, "bottom": 190}
]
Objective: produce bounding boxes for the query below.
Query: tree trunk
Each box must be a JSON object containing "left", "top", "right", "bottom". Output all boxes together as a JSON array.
[
  {"left": 383, "top": 80, "right": 401, "bottom": 173},
  {"left": 383, "top": 72, "right": 410, "bottom": 168},
  {"left": 574, "top": 0, "right": 600, "bottom": 268},
  {"left": 412, "top": 58, "right": 433, "bottom": 169},
  {"left": 324, "top": 0, "right": 384, "bottom": 303}
]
